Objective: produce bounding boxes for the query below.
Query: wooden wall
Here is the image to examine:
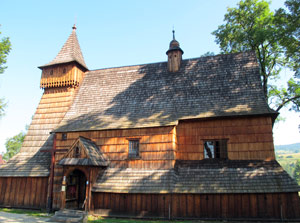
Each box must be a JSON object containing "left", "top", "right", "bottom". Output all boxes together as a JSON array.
[
  {"left": 0, "top": 177, "right": 48, "bottom": 209},
  {"left": 177, "top": 116, "right": 275, "bottom": 160},
  {"left": 52, "top": 126, "right": 177, "bottom": 209},
  {"left": 55, "top": 126, "right": 176, "bottom": 169},
  {"left": 92, "top": 192, "right": 300, "bottom": 220}
]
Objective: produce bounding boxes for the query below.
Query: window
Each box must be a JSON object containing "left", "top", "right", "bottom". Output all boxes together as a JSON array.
[
  {"left": 204, "top": 140, "right": 227, "bottom": 159},
  {"left": 128, "top": 140, "right": 139, "bottom": 158},
  {"left": 62, "top": 133, "right": 67, "bottom": 141},
  {"left": 75, "top": 146, "right": 80, "bottom": 158}
]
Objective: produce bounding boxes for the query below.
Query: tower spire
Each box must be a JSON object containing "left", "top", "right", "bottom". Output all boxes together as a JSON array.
[
  {"left": 39, "top": 25, "right": 87, "bottom": 70},
  {"left": 166, "top": 30, "right": 184, "bottom": 72}
]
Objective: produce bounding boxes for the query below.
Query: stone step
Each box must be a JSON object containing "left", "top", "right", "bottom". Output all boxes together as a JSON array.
[{"left": 48, "top": 209, "right": 87, "bottom": 223}]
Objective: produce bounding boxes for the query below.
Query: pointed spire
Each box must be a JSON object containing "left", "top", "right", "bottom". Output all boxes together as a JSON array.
[
  {"left": 166, "top": 30, "right": 184, "bottom": 55},
  {"left": 39, "top": 25, "right": 88, "bottom": 70},
  {"left": 166, "top": 30, "right": 184, "bottom": 72}
]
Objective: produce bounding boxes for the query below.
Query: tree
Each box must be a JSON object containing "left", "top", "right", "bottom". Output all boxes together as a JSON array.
[
  {"left": 275, "top": 0, "right": 300, "bottom": 111},
  {"left": 275, "top": 0, "right": 300, "bottom": 75},
  {"left": 293, "top": 160, "right": 300, "bottom": 185},
  {"left": 0, "top": 25, "right": 11, "bottom": 118},
  {"left": 212, "top": 0, "right": 300, "bottom": 114},
  {"left": 3, "top": 131, "right": 25, "bottom": 161}
]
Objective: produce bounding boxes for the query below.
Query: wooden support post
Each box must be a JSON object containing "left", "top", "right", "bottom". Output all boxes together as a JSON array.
[{"left": 61, "top": 175, "right": 66, "bottom": 210}]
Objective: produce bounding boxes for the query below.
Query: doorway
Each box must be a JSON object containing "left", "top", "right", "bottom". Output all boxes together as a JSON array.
[{"left": 65, "top": 169, "right": 87, "bottom": 210}]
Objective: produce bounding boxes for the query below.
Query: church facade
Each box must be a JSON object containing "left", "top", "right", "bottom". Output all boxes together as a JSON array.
[{"left": 0, "top": 26, "right": 299, "bottom": 220}]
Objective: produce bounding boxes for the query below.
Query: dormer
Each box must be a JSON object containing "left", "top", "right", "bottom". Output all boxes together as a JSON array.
[
  {"left": 166, "top": 30, "right": 184, "bottom": 72},
  {"left": 38, "top": 25, "right": 88, "bottom": 89}
]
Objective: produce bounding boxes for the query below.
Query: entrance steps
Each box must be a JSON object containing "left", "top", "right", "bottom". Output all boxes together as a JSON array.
[{"left": 48, "top": 209, "right": 87, "bottom": 223}]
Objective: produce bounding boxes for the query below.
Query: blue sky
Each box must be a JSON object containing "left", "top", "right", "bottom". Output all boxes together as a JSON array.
[{"left": 0, "top": 0, "right": 299, "bottom": 153}]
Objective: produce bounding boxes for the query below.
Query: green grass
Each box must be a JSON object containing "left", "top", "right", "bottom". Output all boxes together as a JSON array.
[
  {"left": 0, "top": 208, "right": 51, "bottom": 218},
  {"left": 87, "top": 216, "right": 223, "bottom": 223}
]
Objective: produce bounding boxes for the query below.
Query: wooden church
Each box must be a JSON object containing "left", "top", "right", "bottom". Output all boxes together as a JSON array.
[{"left": 0, "top": 26, "right": 299, "bottom": 220}]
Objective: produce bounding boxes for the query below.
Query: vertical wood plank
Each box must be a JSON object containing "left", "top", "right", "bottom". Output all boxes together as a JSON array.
[
  {"left": 272, "top": 193, "right": 280, "bottom": 219},
  {"left": 157, "top": 195, "right": 164, "bottom": 217},
  {"left": 213, "top": 194, "right": 221, "bottom": 218},
  {"left": 194, "top": 195, "right": 201, "bottom": 218},
  {"left": 9, "top": 178, "right": 17, "bottom": 206},
  {"left": 266, "top": 193, "right": 273, "bottom": 218},
  {"left": 4, "top": 177, "right": 12, "bottom": 205},
  {"left": 110, "top": 193, "right": 116, "bottom": 210},
  {"left": 241, "top": 194, "right": 250, "bottom": 218},
  {"left": 41, "top": 177, "right": 48, "bottom": 208},
  {"left": 179, "top": 194, "right": 187, "bottom": 217},
  {"left": 187, "top": 194, "right": 194, "bottom": 217},
  {"left": 0, "top": 178, "right": 4, "bottom": 205},
  {"left": 208, "top": 194, "right": 214, "bottom": 218},
  {"left": 151, "top": 194, "right": 158, "bottom": 215},
  {"left": 200, "top": 194, "right": 208, "bottom": 218},
  {"left": 292, "top": 193, "right": 300, "bottom": 218},
  {"left": 15, "top": 178, "right": 24, "bottom": 207},
  {"left": 34, "top": 178, "right": 42, "bottom": 208},
  {"left": 0, "top": 178, "right": 7, "bottom": 205},
  {"left": 119, "top": 194, "right": 125, "bottom": 213},
  {"left": 221, "top": 194, "right": 228, "bottom": 218},
  {"left": 257, "top": 194, "right": 266, "bottom": 218},
  {"left": 29, "top": 178, "right": 37, "bottom": 207},
  {"left": 171, "top": 194, "right": 179, "bottom": 218},
  {"left": 141, "top": 194, "right": 147, "bottom": 212},
  {"left": 164, "top": 194, "right": 171, "bottom": 218},
  {"left": 136, "top": 194, "right": 142, "bottom": 214}
]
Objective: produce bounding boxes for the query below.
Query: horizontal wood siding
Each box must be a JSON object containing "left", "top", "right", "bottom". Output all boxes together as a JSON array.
[
  {"left": 92, "top": 192, "right": 300, "bottom": 219},
  {"left": 0, "top": 177, "right": 48, "bottom": 209},
  {"left": 55, "top": 126, "right": 176, "bottom": 170},
  {"left": 53, "top": 126, "right": 177, "bottom": 209},
  {"left": 177, "top": 116, "right": 275, "bottom": 160}
]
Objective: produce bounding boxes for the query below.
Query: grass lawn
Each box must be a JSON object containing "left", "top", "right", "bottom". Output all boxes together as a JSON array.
[
  {"left": 88, "top": 216, "right": 224, "bottom": 223},
  {"left": 0, "top": 208, "right": 51, "bottom": 218}
]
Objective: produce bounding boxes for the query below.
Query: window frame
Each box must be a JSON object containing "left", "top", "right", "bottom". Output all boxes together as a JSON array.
[
  {"left": 203, "top": 139, "right": 228, "bottom": 159},
  {"left": 127, "top": 139, "right": 140, "bottom": 159}
]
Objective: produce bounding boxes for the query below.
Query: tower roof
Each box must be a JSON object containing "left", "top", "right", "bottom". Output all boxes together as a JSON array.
[
  {"left": 166, "top": 30, "right": 184, "bottom": 55},
  {"left": 39, "top": 25, "right": 88, "bottom": 70}
]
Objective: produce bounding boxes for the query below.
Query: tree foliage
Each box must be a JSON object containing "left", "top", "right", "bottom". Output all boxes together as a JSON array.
[
  {"left": 0, "top": 26, "right": 11, "bottom": 74},
  {"left": 0, "top": 25, "right": 11, "bottom": 118},
  {"left": 293, "top": 159, "right": 300, "bottom": 185},
  {"left": 275, "top": 0, "right": 300, "bottom": 75},
  {"left": 3, "top": 131, "right": 25, "bottom": 161},
  {"left": 212, "top": 0, "right": 300, "bottom": 113}
]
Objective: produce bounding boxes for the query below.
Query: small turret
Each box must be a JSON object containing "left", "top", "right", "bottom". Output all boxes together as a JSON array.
[
  {"left": 38, "top": 25, "right": 88, "bottom": 89},
  {"left": 166, "top": 30, "right": 184, "bottom": 72}
]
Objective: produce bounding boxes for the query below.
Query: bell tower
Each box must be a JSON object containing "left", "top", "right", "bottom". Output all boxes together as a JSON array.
[
  {"left": 38, "top": 25, "right": 88, "bottom": 89},
  {"left": 166, "top": 30, "right": 184, "bottom": 72}
]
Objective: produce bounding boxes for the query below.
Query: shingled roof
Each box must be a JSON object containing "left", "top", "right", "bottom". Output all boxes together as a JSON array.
[
  {"left": 92, "top": 160, "right": 300, "bottom": 194},
  {"left": 55, "top": 51, "right": 277, "bottom": 133},
  {"left": 39, "top": 25, "right": 88, "bottom": 70},
  {"left": 59, "top": 137, "right": 109, "bottom": 166}
]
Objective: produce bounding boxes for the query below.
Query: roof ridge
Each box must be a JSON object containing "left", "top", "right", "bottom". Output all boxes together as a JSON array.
[{"left": 87, "top": 51, "right": 255, "bottom": 73}]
